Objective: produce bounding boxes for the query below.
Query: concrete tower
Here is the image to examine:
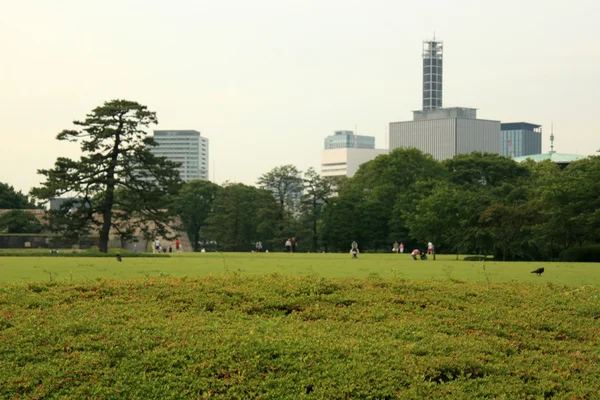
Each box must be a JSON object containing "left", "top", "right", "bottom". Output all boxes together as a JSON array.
[{"left": 422, "top": 39, "right": 443, "bottom": 110}]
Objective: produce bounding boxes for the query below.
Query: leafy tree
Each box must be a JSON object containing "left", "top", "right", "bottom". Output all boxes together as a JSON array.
[
  {"left": 353, "top": 148, "right": 447, "bottom": 249},
  {"left": 0, "top": 210, "right": 42, "bottom": 233},
  {"left": 0, "top": 182, "right": 36, "bottom": 209},
  {"left": 172, "top": 180, "right": 220, "bottom": 251},
  {"left": 300, "top": 168, "right": 335, "bottom": 251},
  {"left": 403, "top": 181, "right": 468, "bottom": 259},
  {"left": 257, "top": 165, "right": 303, "bottom": 233},
  {"left": 443, "top": 152, "right": 529, "bottom": 187},
  {"left": 30, "top": 100, "right": 182, "bottom": 253},
  {"left": 204, "top": 183, "right": 278, "bottom": 251},
  {"left": 320, "top": 183, "right": 366, "bottom": 252}
]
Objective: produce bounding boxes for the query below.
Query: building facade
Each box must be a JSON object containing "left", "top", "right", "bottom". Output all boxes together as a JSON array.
[
  {"left": 321, "top": 148, "right": 389, "bottom": 178},
  {"left": 324, "top": 130, "right": 375, "bottom": 150},
  {"left": 389, "top": 108, "right": 500, "bottom": 161},
  {"left": 423, "top": 40, "right": 443, "bottom": 110},
  {"left": 151, "top": 130, "right": 209, "bottom": 182},
  {"left": 500, "top": 122, "right": 542, "bottom": 158}
]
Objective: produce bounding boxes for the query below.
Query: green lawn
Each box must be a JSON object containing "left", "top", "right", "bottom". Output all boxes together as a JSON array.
[
  {"left": 0, "top": 252, "right": 598, "bottom": 285},
  {"left": 1, "top": 253, "right": 600, "bottom": 398}
]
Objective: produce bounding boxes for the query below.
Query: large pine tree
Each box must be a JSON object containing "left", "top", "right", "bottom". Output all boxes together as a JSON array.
[{"left": 31, "top": 100, "right": 182, "bottom": 252}]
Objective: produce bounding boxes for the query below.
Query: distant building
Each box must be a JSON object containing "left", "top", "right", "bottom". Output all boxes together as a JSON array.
[
  {"left": 389, "top": 39, "right": 500, "bottom": 160},
  {"left": 513, "top": 132, "right": 587, "bottom": 168},
  {"left": 324, "top": 131, "right": 375, "bottom": 150},
  {"left": 49, "top": 197, "right": 84, "bottom": 211},
  {"left": 321, "top": 148, "right": 389, "bottom": 178},
  {"left": 422, "top": 39, "right": 443, "bottom": 110},
  {"left": 389, "top": 107, "right": 500, "bottom": 160},
  {"left": 151, "top": 130, "right": 209, "bottom": 182},
  {"left": 500, "top": 122, "right": 542, "bottom": 157}
]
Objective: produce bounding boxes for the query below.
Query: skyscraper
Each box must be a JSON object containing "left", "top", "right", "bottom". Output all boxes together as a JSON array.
[
  {"left": 423, "top": 39, "right": 443, "bottom": 110},
  {"left": 389, "top": 39, "right": 500, "bottom": 160},
  {"left": 151, "top": 130, "right": 209, "bottom": 182}
]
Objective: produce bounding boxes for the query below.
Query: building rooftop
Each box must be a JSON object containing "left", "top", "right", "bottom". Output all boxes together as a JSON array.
[
  {"left": 501, "top": 122, "right": 542, "bottom": 130},
  {"left": 513, "top": 152, "right": 588, "bottom": 164},
  {"left": 413, "top": 107, "right": 478, "bottom": 121}
]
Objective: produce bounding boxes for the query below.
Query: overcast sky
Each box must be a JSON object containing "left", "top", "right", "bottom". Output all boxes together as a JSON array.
[{"left": 1, "top": 0, "right": 599, "bottom": 194}]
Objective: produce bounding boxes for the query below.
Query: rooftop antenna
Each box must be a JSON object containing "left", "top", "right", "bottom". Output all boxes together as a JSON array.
[{"left": 550, "top": 122, "right": 555, "bottom": 154}]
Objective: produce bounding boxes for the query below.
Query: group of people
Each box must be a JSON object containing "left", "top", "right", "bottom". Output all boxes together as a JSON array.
[
  {"left": 348, "top": 240, "right": 434, "bottom": 259},
  {"left": 411, "top": 242, "right": 435, "bottom": 260},
  {"left": 153, "top": 238, "right": 182, "bottom": 254},
  {"left": 284, "top": 238, "right": 298, "bottom": 253},
  {"left": 392, "top": 241, "right": 405, "bottom": 254}
]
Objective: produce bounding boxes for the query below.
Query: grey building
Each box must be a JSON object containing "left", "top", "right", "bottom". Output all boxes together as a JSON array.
[
  {"left": 151, "top": 130, "right": 209, "bottom": 182},
  {"left": 423, "top": 40, "right": 443, "bottom": 110},
  {"left": 324, "top": 131, "right": 375, "bottom": 149},
  {"left": 500, "top": 122, "right": 542, "bottom": 158},
  {"left": 389, "top": 108, "right": 500, "bottom": 160}
]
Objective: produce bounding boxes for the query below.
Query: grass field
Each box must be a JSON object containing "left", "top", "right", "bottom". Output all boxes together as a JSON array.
[
  {"left": 0, "top": 252, "right": 599, "bottom": 286},
  {"left": 1, "top": 253, "right": 599, "bottom": 398}
]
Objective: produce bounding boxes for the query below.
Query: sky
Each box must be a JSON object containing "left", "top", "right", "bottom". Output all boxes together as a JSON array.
[{"left": 1, "top": 0, "right": 599, "bottom": 195}]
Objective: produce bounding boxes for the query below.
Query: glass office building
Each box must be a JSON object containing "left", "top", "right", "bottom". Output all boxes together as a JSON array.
[
  {"left": 324, "top": 131, "right": 375, "bottom": 150},
  {"left": 151, "top": 130, "right": 209, "bottom": 181},
  {"left": 500, "top": 123, "right": 542, "bottom": 158}
]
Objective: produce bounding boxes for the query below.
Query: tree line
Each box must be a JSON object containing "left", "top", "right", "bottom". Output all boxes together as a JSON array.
[
  {"left": 176, "top": 149, "right": 600, "bottom": 260},
  {"left": 3, "top": 99, "right": 598, "bottom": 259}
]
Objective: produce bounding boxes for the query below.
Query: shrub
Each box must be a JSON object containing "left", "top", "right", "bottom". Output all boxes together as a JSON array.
[{"left": 559, "top": 245, "right": 600, "bottom": 262}]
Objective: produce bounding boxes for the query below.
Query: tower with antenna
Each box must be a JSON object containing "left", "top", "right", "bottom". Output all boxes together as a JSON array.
[
  {"left": 422, "top": 37, "right": 443, "bottom": 110},
  {"left": 549, "top": 123, "right": 555, "bottom": 154}
]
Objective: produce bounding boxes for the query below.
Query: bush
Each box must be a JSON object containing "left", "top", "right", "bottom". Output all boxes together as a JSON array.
[
  {"left": 0, "top": 249, "right": 169, "bottom": 258},
  {"left": 559, "top": 245, "right": 600, "bottom": 262}
]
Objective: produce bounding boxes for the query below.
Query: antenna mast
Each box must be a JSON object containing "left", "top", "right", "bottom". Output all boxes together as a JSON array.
[{"left": 550, "top": 122, "right": 555, "bottom": 154}]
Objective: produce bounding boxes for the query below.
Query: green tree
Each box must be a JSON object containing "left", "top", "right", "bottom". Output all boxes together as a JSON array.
[
  {"left": 30, "top": 100, "right": 182, "bottom": 253},
  {"left": 257, "top": 165, "right": 303, "bottom": 235},
  {"left": 0, "top": 210, "right": 42, "bottom": 233},
  {"left": 204, "top": 183, "right": 278, "bottom": 251},
  {"left": 443, "top": 152, "right": 529, "bottom": 187},
  {"left": 172, "top": 180, "right": 220, "bottom": 251},
  {"left": 0, "top": 182, "right": 36, "bottom": 209},
  {"left": 300, "top": 168, "right": 335, "bottom": 252}
]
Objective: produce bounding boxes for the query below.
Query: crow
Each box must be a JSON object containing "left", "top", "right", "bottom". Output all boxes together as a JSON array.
[
  {"left": 116, "top": 254, "right": 122, "bottom": 262},
  {"left": 531, "top": 267, "right": 544, "bottom": 276}
]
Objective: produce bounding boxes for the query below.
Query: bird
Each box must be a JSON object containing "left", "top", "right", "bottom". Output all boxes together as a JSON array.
[
  {"left": 116, "top": 254, "right": 122, "bottom": 262},
  {"left": 531, "top": 267, "right": 544, "bottom": 276}
]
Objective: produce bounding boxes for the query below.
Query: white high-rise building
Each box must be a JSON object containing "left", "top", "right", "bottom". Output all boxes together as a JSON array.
[{"left": 151, "top": 130, "right": 209, "bottom": 181}]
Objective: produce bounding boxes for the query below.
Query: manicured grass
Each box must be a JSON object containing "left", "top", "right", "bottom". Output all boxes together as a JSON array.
[
  {"left": 1, "top": 275, "right": 599, "bottom": 399},
  {"left": 0, "top": 252, "right": 599, "bottom": 286}
]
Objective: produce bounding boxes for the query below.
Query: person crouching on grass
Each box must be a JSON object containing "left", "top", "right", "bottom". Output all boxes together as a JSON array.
[{"left": 411, "top": 249, "right": 420, "bottom": 260}]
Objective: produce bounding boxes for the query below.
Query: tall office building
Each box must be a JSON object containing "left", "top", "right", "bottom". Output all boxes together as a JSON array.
[
  {"left": 500, "top": 122, "right": 542, "bottom": 158},
  {"left": 423, "top": 40, "right": 443, "bottom": 110},
  {"left": 151, "top": 130, "right": 209, "bottom": 182},
  {"left": 389, "top": 108, "right": 500, "bottom": 160},
  {"left": 389, "top": 39, "right": 500, "bottom": 159},
  {"left": 324, "top": 131, "right": 375, "bottom": 149}
]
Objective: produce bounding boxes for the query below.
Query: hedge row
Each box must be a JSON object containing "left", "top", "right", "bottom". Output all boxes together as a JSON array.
[{"left": 559, "top": 245, "right": 600, "bottom": 262}]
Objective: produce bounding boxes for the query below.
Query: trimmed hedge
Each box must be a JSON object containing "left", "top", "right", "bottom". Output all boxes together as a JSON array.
[
  {"left": 559, "top": 244, "right": 600, "bottom": 262},
  {"left": 0, "top": 249, "right": 169, "bottom": 258}
]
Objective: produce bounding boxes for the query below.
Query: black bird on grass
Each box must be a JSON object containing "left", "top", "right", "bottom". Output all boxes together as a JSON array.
[
  {"left": 531, "top": 267, "right": 544, "bottom": 276},
  {"left": 116, "top": 254, "right": 122, "bottom": 262}
]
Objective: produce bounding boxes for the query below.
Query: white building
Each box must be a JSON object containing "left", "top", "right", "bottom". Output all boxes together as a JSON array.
[
  {"left": 389, "top": 108, "right": 500, "bottom": 161},
  {"left": 321, "top": 148, "right": 389, "bottom": 178},
  {"left": 151, "top": 130, "right": 209, "bottom": 181}
]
